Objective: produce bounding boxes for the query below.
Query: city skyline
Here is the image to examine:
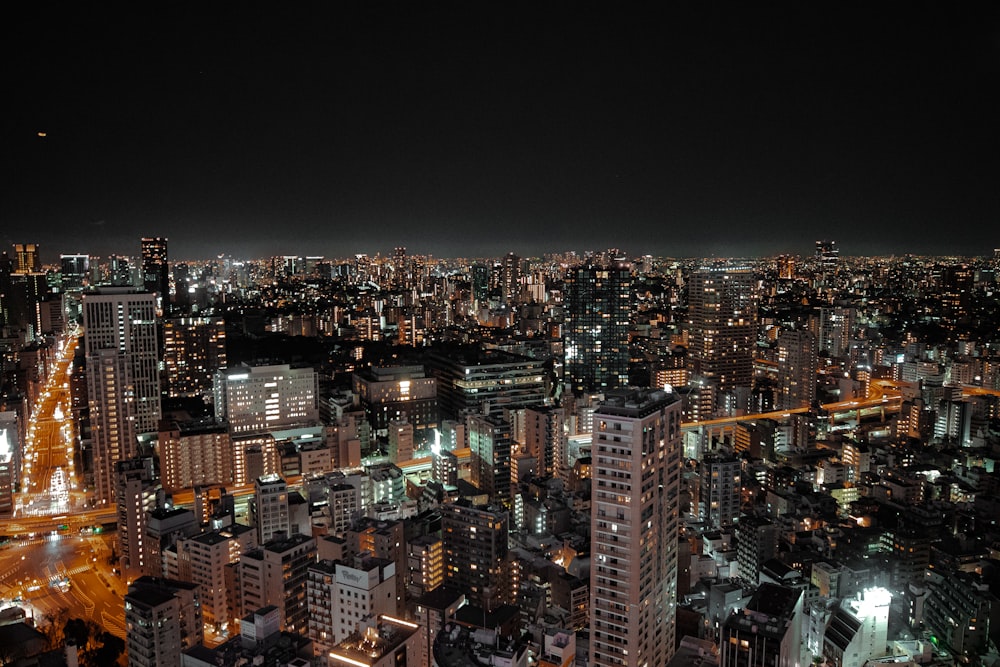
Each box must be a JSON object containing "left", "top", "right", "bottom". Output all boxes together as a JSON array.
[{"left": 6, "top": 4, "right": 1000, "bottom": 260}]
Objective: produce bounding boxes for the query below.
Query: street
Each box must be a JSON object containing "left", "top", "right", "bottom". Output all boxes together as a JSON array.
[{"left": 0, "top": 530, "right": 126, "bottom": 639}]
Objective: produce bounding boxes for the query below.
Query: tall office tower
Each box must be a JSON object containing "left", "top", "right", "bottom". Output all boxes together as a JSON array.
[
  {"left": 698, "top": 455, "right": 742, "bottom": 529},
  {"left": 736, "top": 515, "right": 780, "bottom": 585},
  {"left": 306, "top": 556, "right": 397, "bottom": 654},
  {"left": 564, "top": 261, "right": 632, "bottom": 396},
  {"left": 141, "top": 237, "right": 169, "bottom": 307},
  {"left": 501, "top": 251, "right": 522, "bottom": 304},
  {"left": 352, "top": 365, "right": 438, "bottom": 443},
  {"left": 589, "top": 388, "right": 682, "bottom": 667},
  {"left": 687, "top": 267, "right": 758, "bottom": 397},
  {"left": 392, "top": 246, "right": 407, "bottom": 287},
  {"left": 720, "top": 583, "right": 804, "bottom": 667},
  {"left": 13, "top": 243, "right": 41, "bottom": 274},
  {"left": 815, "top": 239, "right": 839, "bottom": 280},
  {"left": 83, "top": 288, "right": 161, "bottom": 505},
  {"left": 524, "top": 406, "right": 566, "bottom": 479},
  {"left": 215, "top": 364, "right": 319, "bottom": 435},
  {"left": 60, "top": 254, "right": 90, "bottom": 289},
  {"left": 116, "top": 457, "right": 160, "bottom": 578},
  {"left": 109, "top": 254, "right": 133, "bottom": 287},
  {"left": 162, "top": 317, "right": 227, "bottom": 401},
  {"left": 440, "top": 499, "right": 509, "bottom": 612},
  {"left": 236, "top": 533, "right": 317, "bottom": 635},
  {"left": 471, "top": 263, "right": 490, "bottom": 304},
  {"left": 776, "top": 328, "right": 818, "bottom": 410},
  {"left": 125, "top": 576, "right": 203, "bottom": 667},
  {"left": 466, "top": 413, "right": 512, "bottom": 502}
]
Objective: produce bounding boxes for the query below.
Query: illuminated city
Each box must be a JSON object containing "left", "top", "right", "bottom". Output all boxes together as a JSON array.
[{"left": 3, "top": 4, "right": 1000, "bottom": 667}]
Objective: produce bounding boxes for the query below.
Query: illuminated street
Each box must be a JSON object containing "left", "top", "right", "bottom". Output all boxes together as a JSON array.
[{"left": 18, "top": 329, "right": 82, "bottom": 517}]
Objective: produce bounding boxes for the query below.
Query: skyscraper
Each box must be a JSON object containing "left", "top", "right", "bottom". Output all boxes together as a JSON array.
[
  {"left": 83, "top": 288, "right": 161, "bottom": 505},
  {"left": 777, "top": 328, "right": 818, "bottom": 410},
  {"left": 466, "top": 413, "right": 512, "bottom": 502},
  {"left": 440, "top": 499, "right": 509, "bottom": 612},
  {"left": 141, "top": 237, "right": 169, "bottom": 309},
  {"left": 162, "top": 317, "right": 227, "bottom": 401},
  {"left": 60, "top": 254, "right": 90, "bottom": 289},
  {"left": 590, "top": 388, "right": 682, "bottom": 667},
  {"left": 687, "top": 266, "right": 757, "bottom": 398},
  {"left": 13, "top": 243, "right": 41, "bottom": 274},
  {"left": 564, "top": 261, "right": 632, "bottom": 396}
]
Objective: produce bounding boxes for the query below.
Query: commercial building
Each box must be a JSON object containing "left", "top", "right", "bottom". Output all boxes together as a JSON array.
[
  {"left": 564, "top": 261, "right": 632, "bottom": 396},
  {"left": 162, "top": 317, "right": 227, "bottom": 401}
]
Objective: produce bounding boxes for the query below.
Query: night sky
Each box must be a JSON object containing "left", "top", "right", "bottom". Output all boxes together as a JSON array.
[{"left": 5, "top": 4, "right": 1000, "bottom": 260}]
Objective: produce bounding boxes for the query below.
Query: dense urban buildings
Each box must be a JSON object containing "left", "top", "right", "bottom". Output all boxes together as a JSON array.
[{"left": 5, "top": 240, "right": 1000, "bottom": 667}]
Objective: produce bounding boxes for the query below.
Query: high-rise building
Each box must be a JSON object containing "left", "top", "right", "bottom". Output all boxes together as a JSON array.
[
  {"left": 564, "top": 261, "right": 632, "bottom": 396},
  {"left": 815, "top": 239, "right": 839, "bottom": 284},
  {"left": 141, "top": 237, "right": 169, "bottom": 308},
  {"left": 589, "top": 388, "right": 682, "bottom": 667},
  {"left": 687, "top": 267, "right": 757, "bottom": 399},
  {"left": 162, "top": 317, "right": 227, "bottom": 401},
  {"left": 108, "top": 253, "right": 133, "bottom": 287},
  {"left": 777, "top": 328, "right": 818, "bottom": 410},
  {"left": 249, "top": 478, "right": 285, "bottom": 539},
  {"left": 813, "top": 306, "right": 855, "bottom": 359},
  {"left": 698, "top": 455, "right": 742, "bottom": 529},
  {"left": 60, "top": 254, "right": 90, "bottom": 290},
  {"left": 524, "top": 406, "right": 566, "bottom": 479},
  {"left": 440, "top": 499, "right": 509, "bottom": 612},
  {"left": 116, "top": 457, "right": 160, "bottom": 578},
  {"left": 83, "top": 288, "right": 161, "bottom": 505},
  {"left": 466, "top": 413, "right": 512, "bottom": 502},
  {"left": 736, "top": 515, "right": 780, "bottom": 585},
  {"left": 13, "top": 243, "right": 41, "bottom": 274},
  {"left": 501, "top": 251, "right": 522, "bottom": 304}
]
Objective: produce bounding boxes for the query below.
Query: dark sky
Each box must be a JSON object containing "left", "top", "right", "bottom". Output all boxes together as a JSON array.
[{"left": 4, "top": 3, "right": 1000, "bottom": 261}]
